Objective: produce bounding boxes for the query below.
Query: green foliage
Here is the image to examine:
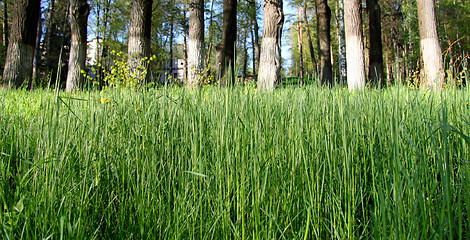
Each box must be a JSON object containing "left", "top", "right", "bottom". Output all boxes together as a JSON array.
[{"left": 84, "top": 51, "right": 156, "bottom": 89}]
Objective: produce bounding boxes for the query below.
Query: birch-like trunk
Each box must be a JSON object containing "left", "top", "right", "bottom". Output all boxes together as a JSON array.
[
  {"left": 187, "top": 0, "right": 204, "bottom": 87},
  {"left": 344, "top": 0, "right": 365, "bottom": 90},
  {"left": 66, "top": 0, "right": 89, "bottom": 91},
  {"left": 417, "top": 0, "right": 444, "bottom": 90},
  {"left": 128, "top": 0, "right": 153, "bottom": 85},
  {"left": 2, "top": 0, "right": 40, "bottom": 89},
  {"left": 257, "top": 0, "right": 283, "bottom": 90}
]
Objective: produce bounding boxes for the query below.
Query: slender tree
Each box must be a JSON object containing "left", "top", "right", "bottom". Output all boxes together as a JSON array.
[
  {"left": 128, "top": 0, "right": 153, "bottom": 85},
  {"left": 65, "top": 0, "right": 89, "bottom": 91},
  {"left": 367, "top": 0, "right": 384, "bottom": 87},
  {"left": 187, "top": 0, "right": 204, "bottom": 87},
  {"left": 337, "top": 0, "right": 346, "bottom": 85},
  {"left": 2, "top": 0, "right": 40, "bottom": 89},
  {"left": 2, "top": 0, "right": 8, "bottom": 47},
  {"left": 316, "top": 0, "right": 333, "bottom": 85},
  {"left": 248, "top": 0, "right": 260, "bottom": 76},
  {"left": 257, "top": 0, "right": 283, "bottom": 90},
  {"left": 417, "top": 0, "right": 444, "bottom": 90},
  {"left": 217, "top": 0, "right": 237, "bottom": 86},
  {"left": 297, "top": 6, "right": 304, "bottom": 85},
  {"left": 303, "top": 0, "right": 317, "bottom": 76},
  {"left": 344, "top": 0, "right": 365, "bottom": 90},
  {"left": 32, "top": 9, "right": 43, "bottom": 87}
]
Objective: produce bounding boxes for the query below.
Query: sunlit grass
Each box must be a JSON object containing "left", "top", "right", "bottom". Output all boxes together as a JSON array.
[{"left": 1, "top": 85, "right": 469, "bottom": 239}]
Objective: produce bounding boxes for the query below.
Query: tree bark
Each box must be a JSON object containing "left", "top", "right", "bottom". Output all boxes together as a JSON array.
[
  {"left": 218, "top": 0, "right": 237, "bottom": 86},
  {"left": 127, "top": 0, "right": 153, "bottom": 85},
  {"left": 417, "top": 0, "right": 444, "bottom": 90},
  {"left": 257, "top": 0, "right": 283, "bottom": 90},
  {"left": 367, "top": 0, "right": 384, "bottom": 87},
  {"left": 344, "top": 0, "right": 365, "bottom": 90},
  {"left": 66, "top": 0, "right": 89, "bottom": 91},
  {"left": 337, "top": 0, "right": 346, "bottom": 85},
  {"left": 187, "top": 0, "right": 204, "bottom": 87},
  {"left": 316, "top": 0, "right": 333, "bottom": 86},
  {"left": 2, "top": 0, "right": 40, "bottom": 89}
]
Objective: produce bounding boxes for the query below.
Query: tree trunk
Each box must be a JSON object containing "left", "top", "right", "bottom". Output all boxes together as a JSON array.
[
  {"left": 337, "top": 0, "right": 346, "bottom": 85},
  {"left": 242, "top": 28, "right": 248, "bottom": 83},
  {"left": 248, "top": 0, "right": 260, "bottom": 77},
  {"left": 43, "top": 0, "right": 55, "bottom": 73},
  {"left": 316, "top": 0, "right": 333, "bottom": 86},
  {"left": 367, "top": 0, "right": 384, "bottom": 87},
  {"left": 257, "top": 0, "right": 283, "bottom": 90},
  {"left": 218, "top": 0, "right": 237, "bottom": 86},
  {"left": 2, "top": 0, "right": 40, "bottom": 89},
  {"left": 187, "top": 0, "right": 204, "bottom": 87},
  {"left": 2, "top": 0, "right": 8, "bottom": 47},
  {"left": 66, "top": 0, "right": 89, "bottom": 91},
  {"left": 32, "top": 10, "right": 43, "bottom": 88},
  {"left": 417, "top": 0, "right": 444, "bottom": 90},
  {"left": 127, "top": 0, "right": 152, "bottom": 85},
  {"left": 183, "top": 7, "right": 188, "bottom": 81},
  {"left": 303, "top": 0, "right": 317, "bottom": 76},
  {"left": 344, "top": 0, "right": 365, "bottom": 90},
  {"left": 297, "top": 6, "right": 304, "bottom": 85}
]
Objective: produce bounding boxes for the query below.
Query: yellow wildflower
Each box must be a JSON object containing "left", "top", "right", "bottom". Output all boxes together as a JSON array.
[
  {"left": 136, "top": 107, "right": 141, "bottom": 112},
  {"left": 101, "top": 98, "right": 110, "bottom": 104}
]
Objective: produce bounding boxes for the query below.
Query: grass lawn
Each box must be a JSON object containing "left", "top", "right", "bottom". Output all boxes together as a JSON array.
[{"left": 1, "top": 84, "right": 469, "bottom": 239}]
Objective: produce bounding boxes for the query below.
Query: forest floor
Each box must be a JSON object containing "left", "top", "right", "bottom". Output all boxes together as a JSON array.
[{"left": 1, "top": 85, "right": 469, "bottom": 239}]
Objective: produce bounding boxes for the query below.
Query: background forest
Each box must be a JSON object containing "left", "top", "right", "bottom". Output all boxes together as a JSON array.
[{"left": 0, "top": 0, "right": 468, "bottom": 89}]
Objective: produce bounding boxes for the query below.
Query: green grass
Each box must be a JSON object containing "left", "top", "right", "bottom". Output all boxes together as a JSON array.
[{"left": 1, "top": 85, "right": 469, "bottom": 239}]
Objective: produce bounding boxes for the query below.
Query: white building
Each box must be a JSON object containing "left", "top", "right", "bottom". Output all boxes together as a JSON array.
[
  {"left": 160, "top": 59, "right": 186, "bottom": 82},
  {"left": 87, "top": 38, "right": 102, "bottom": 66}
]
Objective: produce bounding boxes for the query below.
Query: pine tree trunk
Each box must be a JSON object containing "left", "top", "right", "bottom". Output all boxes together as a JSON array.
[
  {"left": 187, "top": 0, "right": 204, "bottom": 87},
  {"left": 417, "top": 0, "right": 444, "bottom": 90},
  {"left": 367, "top": 0, "right": 384, "bottom": 87},
  {"left": 257, "top": 0, "right": 283, "bottom": 90},
  {"left": 316, "top": 0, "right": 333, "bottom": 86},
  {"left": 344, "top": 0, "right": 365, "bottom": 90},
  {"left": 2, "top": 0, "right": 40, "bottom": 89},
  {"left": 337, "top": 0, "right": 346, "bottom": 85},
  {"left": 128, "top": 0, "right": 153, "bottom": 85},
  {"left": 66, "top": 0, "right": 89, "bottom": 91},
  {"left": 218, "top": 0, "right": 237, "bottom": 86}
]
